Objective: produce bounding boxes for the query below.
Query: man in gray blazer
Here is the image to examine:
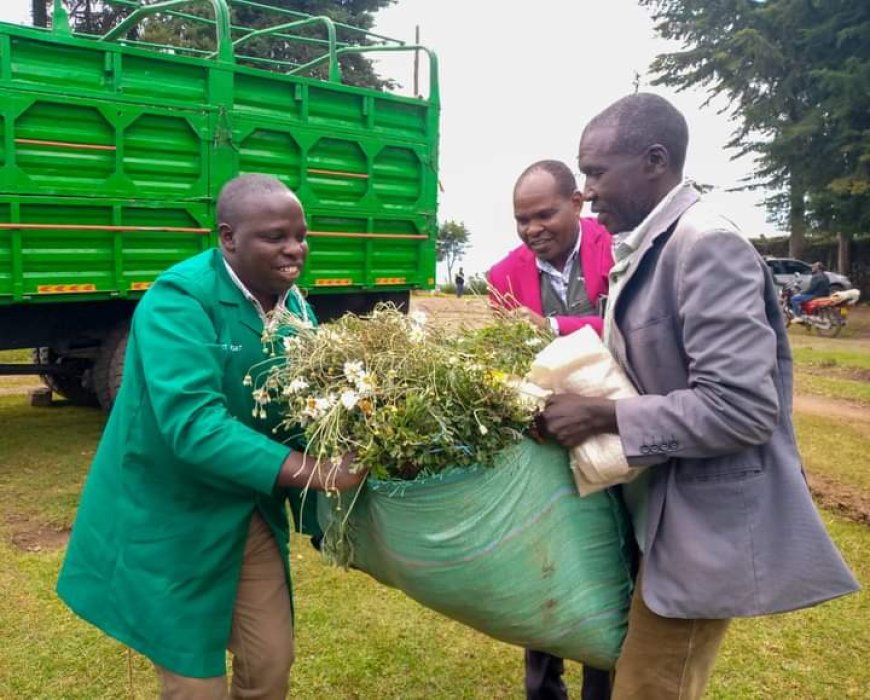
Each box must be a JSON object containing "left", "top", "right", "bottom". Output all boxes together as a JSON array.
[{"left": 539, "top": 93, "right": 858, "bottom": 699}]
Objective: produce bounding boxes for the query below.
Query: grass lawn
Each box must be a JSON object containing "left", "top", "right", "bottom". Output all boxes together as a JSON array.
[
  {"left": 0, "top": 394, "right": 867, "bottom": 698},
  {"left": 795, "top": 412, "right": 870, "bottom": 493},
  {"left": 787, "top": 306, "right": 870, "bottom": 406}
]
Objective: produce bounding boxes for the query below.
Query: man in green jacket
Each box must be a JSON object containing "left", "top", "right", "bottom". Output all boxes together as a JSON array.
[{"left": 57, "top": 174, "right": 366, "bottom": 698}]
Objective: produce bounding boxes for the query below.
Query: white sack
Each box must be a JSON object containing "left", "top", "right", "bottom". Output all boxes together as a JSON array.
[{"left": 526, "top": 326, "right": 644, "bottom": 495}]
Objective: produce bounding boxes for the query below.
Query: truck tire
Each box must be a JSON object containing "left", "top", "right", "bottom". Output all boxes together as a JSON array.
[
  {"left": 32, "top": 347, "right": 98, "bottom": 406},
  {"left": 93, "top": 321, "right": 130, "bottom": 412}
]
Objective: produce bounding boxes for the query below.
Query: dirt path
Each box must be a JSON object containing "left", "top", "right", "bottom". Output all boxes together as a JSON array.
[{"left": 792, "top": 394, "right": 870, "bottom": 423}]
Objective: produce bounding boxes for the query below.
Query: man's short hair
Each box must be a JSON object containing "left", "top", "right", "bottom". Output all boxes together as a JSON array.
[
  {"left": 584, "top": 93, "right": 689, "bottom": 172},
  {"left": 515, "top": 160, "right": 578, "bottom": 199},
  {"left": 217, "top": 174, "right": 299, "bottom": 228}
]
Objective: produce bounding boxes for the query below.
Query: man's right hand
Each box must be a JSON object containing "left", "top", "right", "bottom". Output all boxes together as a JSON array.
[
  {"left": 277, "top": 451, "right": 368, "bottom": 492},
  {"left": 324, "top": 452, "right": 368, "bottom": 492}
]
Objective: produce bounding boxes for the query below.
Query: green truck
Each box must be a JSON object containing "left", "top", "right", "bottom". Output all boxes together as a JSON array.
[{"left": 0, "top": 0, "right": 440, "bottom": 409}]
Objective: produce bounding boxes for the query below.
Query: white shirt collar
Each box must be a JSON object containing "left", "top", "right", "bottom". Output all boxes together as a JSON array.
[
  {"left": 223, "top": 259, "right": 291, "bottom": 323},
  {"left": 534, "top": 224, "right": 583, "bottom": 277}
]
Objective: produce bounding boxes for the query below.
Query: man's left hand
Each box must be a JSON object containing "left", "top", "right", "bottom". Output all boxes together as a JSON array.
[
  {"left": 538, "top": 395, "right": 618, "bottom": 447},
  {"left": 513, "top": 306, "right": 549, "bottom": 331}
]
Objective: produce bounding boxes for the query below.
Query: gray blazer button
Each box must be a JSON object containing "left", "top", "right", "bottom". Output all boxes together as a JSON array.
[{"left": 641, "top": 445, "right": 651, "bottom": 455}]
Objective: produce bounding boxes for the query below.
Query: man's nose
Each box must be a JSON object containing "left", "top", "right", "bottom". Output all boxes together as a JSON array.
[
  {"left": 582, "top": 182, "right": 597, "bottom": 202},
  {"left": 282, "top": 239, "right": 305, "bottom": 258},
  {"left": 525, "top": 221, "right": 544, "bottom": 236}
]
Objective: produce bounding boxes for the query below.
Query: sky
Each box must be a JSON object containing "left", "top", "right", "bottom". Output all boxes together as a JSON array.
[{"left": 0, "top": 1, "right": 785, "bottom": 281}]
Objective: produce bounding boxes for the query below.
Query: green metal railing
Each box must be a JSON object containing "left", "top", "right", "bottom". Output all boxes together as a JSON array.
[{"left": 57, "top": 0, "right": 440, "bottom": 99}]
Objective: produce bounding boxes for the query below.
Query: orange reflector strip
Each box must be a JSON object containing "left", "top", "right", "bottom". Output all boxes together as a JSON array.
[
  {"left": 308, "top": 231, "right": 427, "bottom": 240},
  {"left": 130, "top": 282, "right": 152, "bottom": 291},
  {"left": 375, "top": 277, "right": 407, "bottom": 285},
  {"left": 15, "top": 138, "right": 117, "bottom": 152},
  {"left": 307, "top": 168, "right": 370, "bottom": 179},
  {"left": 427, "top": 278, "right": 435, "bottom": 285},
  {"left": 314, "top": 278, "right": 354, "bottom": 287},
  {"left": 0, "top": 224, "right": 209, "bottom": 234},
  {"left": 37, "top": 284, "right": 97, "bottom": 294}
]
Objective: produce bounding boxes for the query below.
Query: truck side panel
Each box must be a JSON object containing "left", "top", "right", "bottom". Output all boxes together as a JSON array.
[{"left": 0, "top": 23, "right": 438, "bottom": 308}]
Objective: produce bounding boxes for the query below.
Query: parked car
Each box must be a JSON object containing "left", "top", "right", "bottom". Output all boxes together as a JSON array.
[{"left": 764, "top": 257, "right": 853, "bottom": 292}]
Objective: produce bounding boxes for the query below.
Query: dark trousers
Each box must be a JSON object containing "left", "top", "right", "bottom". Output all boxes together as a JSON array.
[{"left": 525, "top": 650, "right": 612, "bottom": 700}]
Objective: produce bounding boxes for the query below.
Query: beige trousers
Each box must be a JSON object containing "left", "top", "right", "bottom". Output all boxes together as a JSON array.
[
  {"left": 612, "top": 569, "right": 730, "bottom": 699},
  {"left": 157, "top": 513, "right": 295, "bottom": 700}
]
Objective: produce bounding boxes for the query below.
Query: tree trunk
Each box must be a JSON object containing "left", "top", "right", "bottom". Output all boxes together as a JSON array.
[
  {"left": 837, "top": 231, "right": 851, "bottom": 275},
  {"left": 32, "top": 0, "right": 48, "bottom": 27},
  {"left": 788, "top": 184, "right": 806, "bottom": 259}
]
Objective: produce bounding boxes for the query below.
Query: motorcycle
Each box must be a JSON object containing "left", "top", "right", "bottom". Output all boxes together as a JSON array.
[{"left": 780, "top": 280, "right": 861, "bottom": 337}]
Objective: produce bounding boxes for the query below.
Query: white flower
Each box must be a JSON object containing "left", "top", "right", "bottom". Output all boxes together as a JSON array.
[
  {"left": 355, "top": 375, "right": 374, "bottom": 396},
  {"left": 409, "top": 326, "right": 425, "bottom": 343},
  {"left": 287, "top": 377, "right": 310, "bottom": 394},
  {"left": 302, "top": 395, "right": 335, "bottom": 420},
  {"left": 409, "top": 310, "right": 428, "bottom": 327},
  {"left": 252, "top": 388, "right": 271, "bottom": 405},
  {"left": 343, "top": 360, "right": 365, "bottom": 383},
  {"left": 478, "top": 423, "right": 489, "bottom": 436},
  {"left": 340, "top": 389, "right": 359, "bottom": 410},
  {"left": 525, "top": 337, "right": 545, "bottom": 347},
  {"left": 283, "top": 336, "right": 299, "bottom": 351}
]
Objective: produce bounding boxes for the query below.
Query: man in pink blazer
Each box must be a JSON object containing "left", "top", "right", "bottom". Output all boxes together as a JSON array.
[
  {"left": 488, "top": 160, "right": 613, "bottom": 339},
  {"left": 487, "top": 160, "right": 616, "bottom": 700}
]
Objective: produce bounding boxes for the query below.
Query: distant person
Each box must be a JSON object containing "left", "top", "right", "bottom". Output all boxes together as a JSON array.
[
  {"left": 791, "top": 261, "right": 831, "bottom": 319},
  {"left": 538, "top": 93, "right": 857, "bottom": 698},
  {"left": 57, "top": 174, "right": 367, "bottom": 696},
  {"left": 488, "top": 159, "right": 616, "bottom": 700},
  {"left": 455, "top": 267, "right": 466, "bottom": 297}
]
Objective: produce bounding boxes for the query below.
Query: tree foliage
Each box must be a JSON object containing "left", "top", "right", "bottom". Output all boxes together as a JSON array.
[
  {"left": 436, "top": 220, "right": 470, "bottom": 282},
  {"left": 38, "top": 0, "right": 397, "bottom": 89},
  {"left": 640, "top": 0, "right": 870, "bottom": 257}
]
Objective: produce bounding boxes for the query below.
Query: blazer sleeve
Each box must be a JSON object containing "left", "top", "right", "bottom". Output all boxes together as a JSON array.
[
  {"left": 615, "top": 231, "right": 780, "bottom": 464},
  {"left": 553, "top": 314, "right": 603, "bottom": 337},
  {"left": 134, "top": 274, "right": 290, "bottom": 496}
]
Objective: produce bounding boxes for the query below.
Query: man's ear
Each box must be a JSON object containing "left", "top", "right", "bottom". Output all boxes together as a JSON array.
[
  {"left": 218, "top": 222, "right": 235, "bottom": 252},
  {"left": 644, "top": 144, "right": 670, "bottom": 176},
  {"left": 570, "top": 190, "right": 584, "bottom": 215}
]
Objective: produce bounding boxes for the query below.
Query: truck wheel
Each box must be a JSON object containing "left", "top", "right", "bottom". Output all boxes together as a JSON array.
[
  {"left": 93, "top": 321, "right": 130, "bottom": 412},
  {"left": 32, "top": 347, "right": 98, "bottom": 406}
]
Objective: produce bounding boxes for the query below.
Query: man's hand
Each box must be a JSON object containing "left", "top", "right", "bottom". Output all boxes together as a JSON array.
[
  {"left": 324, "top": 452, "right": 368, "bottom": 492},
  {"left": 515, "top": 306, "right": 550, "bottom": 331},
  {"left": 278, "top": 451, "right": 368, "bottom": 491},
  {"left": 538, "top": 395, "right": 618, "bottom": 448}
]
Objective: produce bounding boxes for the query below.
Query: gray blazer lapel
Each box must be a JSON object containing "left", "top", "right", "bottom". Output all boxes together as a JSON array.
[{"left": 608, "top": 185, "right": 700, "bottom": 388}]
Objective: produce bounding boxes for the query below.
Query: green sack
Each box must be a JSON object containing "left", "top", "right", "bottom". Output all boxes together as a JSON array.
[{"left": 318, "top": 438, "right": 634, "bottom": 669}]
